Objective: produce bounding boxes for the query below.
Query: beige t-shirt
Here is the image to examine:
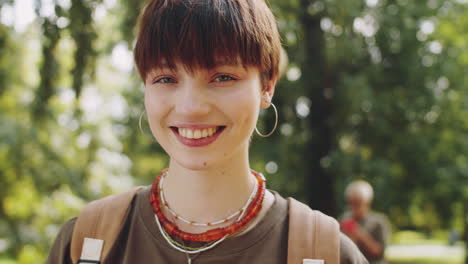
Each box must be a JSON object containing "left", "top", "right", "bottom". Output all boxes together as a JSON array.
[{"left": 46, "top": 187, "right": 368, "bottom": 264}]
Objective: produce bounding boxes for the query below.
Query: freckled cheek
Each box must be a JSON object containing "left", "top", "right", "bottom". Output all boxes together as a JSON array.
[
  {"left": 145, "top": 90, "right": 169, "bottom": 111},
  {"left": 228, "top": 93, "right": 261, "bottom": 126},
  {"left": 243, "top": 112, "right": 257, "bottom": 127},
  {"left": 144, "top": 92, "right": 156, "bottom": 114},
  {"left": 238, "top": 107, "right": 259, "bottom": 134},
  {"left": 145, "top": 94, "right": 169, "bottom": 134}
]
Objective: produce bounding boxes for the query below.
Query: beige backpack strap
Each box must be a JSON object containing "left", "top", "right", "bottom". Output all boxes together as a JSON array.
[
  {"left": 287, "top": 197, "right": 340, "bottom": 264},
  {"left": 70, "top": 186, "right": 144, "bottom": 264}
]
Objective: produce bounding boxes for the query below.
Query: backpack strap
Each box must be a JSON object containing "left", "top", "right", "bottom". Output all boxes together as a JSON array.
[
  {"left": 70, "top": 186, "right": 144, "bottom": 264},
  {"left": 287, "top": 197, "right": 340, "bottom": 264}
]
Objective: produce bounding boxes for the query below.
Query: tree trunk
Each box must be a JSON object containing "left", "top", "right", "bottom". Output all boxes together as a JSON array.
[{"left": 299, "top": 0, "right": 337, "bottom": 217}]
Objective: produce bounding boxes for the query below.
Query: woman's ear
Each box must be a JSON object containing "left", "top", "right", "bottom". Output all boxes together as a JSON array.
[{"left": 261, "top": 78, "right": 277, "bottom": 109}]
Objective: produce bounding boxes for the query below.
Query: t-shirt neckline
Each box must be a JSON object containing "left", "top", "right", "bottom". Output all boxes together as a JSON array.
[{"left": 137, "top": 186, "right": 288, "bottom": 256}]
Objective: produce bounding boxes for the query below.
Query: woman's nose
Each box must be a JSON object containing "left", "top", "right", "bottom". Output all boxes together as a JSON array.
[{"left": 175, "top": 83, "right": 211, "bottom": 117}]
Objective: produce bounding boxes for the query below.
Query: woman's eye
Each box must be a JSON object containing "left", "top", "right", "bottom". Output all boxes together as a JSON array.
[
  {"left": 213, "top": 75, "right": 236, "bottom": 82},
  {"left": 154, "top": 77, "right": 175, "bottom": 84}
]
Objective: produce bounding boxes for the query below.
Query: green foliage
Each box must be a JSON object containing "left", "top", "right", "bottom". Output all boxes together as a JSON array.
[
  {"left": 273, "top": 0, "right": 467, "bottom": 228},
  {"left": 0, "top": 25, "right": 11, "bottom": 97},
  {"left": 119, "top": 0, "right": 147, "bottom": 45},
  {"left": 31, "top": 18, "right": 60, "bottom": 120},
  {"left": 68, "top": 0, "right": 98, "bottom": 97}
]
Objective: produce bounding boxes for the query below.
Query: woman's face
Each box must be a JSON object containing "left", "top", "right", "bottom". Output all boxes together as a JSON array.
[{"left": 144, "top": 62, "right": 274, "bottom": 170}]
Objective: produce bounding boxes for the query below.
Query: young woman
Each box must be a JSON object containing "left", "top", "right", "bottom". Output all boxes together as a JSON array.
[{"left": 46, "top": 0, "right": 368, "bottom": 263}]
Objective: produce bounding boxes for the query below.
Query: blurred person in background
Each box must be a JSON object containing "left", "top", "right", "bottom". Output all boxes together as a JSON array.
[{"left": 341, "top": 181, "right": 391, "bottom": 264}]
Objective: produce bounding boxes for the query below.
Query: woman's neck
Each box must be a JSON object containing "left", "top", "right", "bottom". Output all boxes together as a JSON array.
[{"left": 163, "top": 158, "right": 255, "bottom": 225}]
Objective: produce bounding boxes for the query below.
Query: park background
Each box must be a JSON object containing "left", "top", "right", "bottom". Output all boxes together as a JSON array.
[{"left": 0, "top": 0, "right": 467, "bottom": 263}]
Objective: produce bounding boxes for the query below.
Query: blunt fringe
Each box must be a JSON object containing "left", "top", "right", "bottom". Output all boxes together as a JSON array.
[{"left": 134, "top": 0, "right": 281, "bottom": 85}]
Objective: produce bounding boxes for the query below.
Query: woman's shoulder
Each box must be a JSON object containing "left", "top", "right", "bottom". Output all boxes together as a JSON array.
[{"left": 45, "top": 186, "right": 151, "bottom": 263}]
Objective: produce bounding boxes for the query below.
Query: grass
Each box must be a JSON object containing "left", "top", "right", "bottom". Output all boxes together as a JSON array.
[
  {"left": 386, "top": 230, "right": 466, "bottom": 264},
  {"left": 392, "top": 230, "right": 450, "bottom": 245},
  {"left": 389, "top": 259, "right": 462, "bottom": 264}
]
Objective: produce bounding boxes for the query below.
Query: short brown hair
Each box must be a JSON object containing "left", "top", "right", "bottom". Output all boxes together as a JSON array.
[{"left": 134, "top": 0, "right": 281, "bottom": 86}]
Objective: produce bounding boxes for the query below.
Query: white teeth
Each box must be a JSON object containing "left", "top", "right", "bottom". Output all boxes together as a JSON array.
[
  {"left": 187, "top": 129, "right": 193, "bottom": 139},
  {"left": 194, "top": 130, "right": 201, "bottom": 139},
  {"left": 178, "top": 127, "right": 218, "bottom": 139}
]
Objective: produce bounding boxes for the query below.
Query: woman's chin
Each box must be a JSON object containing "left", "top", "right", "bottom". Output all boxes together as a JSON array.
[{"left": 171, "top": 156, "right": 220, "bottom": 171}]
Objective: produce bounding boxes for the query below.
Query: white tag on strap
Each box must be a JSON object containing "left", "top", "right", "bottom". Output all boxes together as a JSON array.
[
  {"left": 303, "top": 259, "right": 325, "bottom": 264},
  {"left": 79, "top": 237, "right": 104, "bottom": 262}
]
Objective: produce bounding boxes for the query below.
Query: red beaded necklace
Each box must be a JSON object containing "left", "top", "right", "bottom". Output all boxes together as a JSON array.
[{"left": 150, "top": 169, "right": 266, "bottom": 242}]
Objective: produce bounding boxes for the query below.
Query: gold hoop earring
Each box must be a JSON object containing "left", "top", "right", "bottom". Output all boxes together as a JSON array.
[
  {"left": 139, "top": 110, "right": 156, "bottom": 141},
  {"left": 255, "top": 103, "right": 278, "bottom": 137}
]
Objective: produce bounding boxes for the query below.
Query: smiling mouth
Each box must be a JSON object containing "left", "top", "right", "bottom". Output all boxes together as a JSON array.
[{"left": 170, "top": 126, "right": 226, "bottom": 139}]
